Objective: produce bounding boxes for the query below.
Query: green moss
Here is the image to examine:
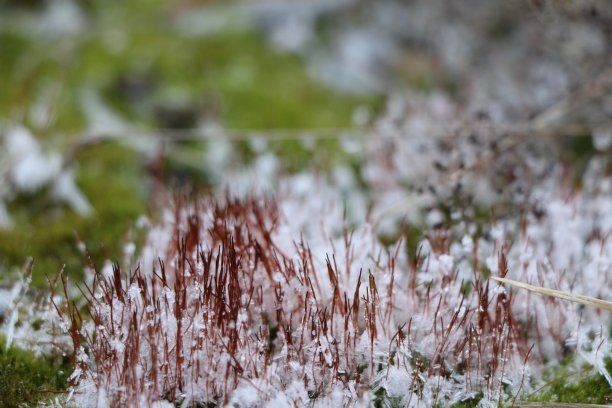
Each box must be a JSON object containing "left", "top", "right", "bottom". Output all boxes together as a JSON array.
[
  {"left": 0, "top": 210, "right": 87, "bottom": 287},
  {"left": 0, "top": 10, "right": 378, "bottom": 286},
  {"left": 373, "top": 387, "right": 402, "bottom": 408},
  {"left": 0, "top": 143, "right": 147, "bottom": 287},
  {"left": 74, "top": 143, "right": 149, "bottom": 257},
  {"left": 0, "top": 17, "right": 379, "bottom": 132},
  {"left": 527, "top": 359, "right": 612, "bottom": 405},
  {"left": 0, "top": 0, "right": 382, "bottom": 285},
  {"left": 0, "top": 337, "right": 71, "bottom": 408},
  {"left": 450, "top": 393, "right": 483, "bottom": 407},
  {"left": 0, "top": 31, "right": 30, "bottom": 77},
  {"left": 559, "top": 134, "right": 601, "bottom": 188},
  {"left": 90, "top": 29, "right": 381, "bottom": 129}
]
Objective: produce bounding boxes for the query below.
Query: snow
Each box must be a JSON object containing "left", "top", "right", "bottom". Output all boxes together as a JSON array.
[
  {"left": 593, "top": 129, "right": 612, "bottom": 151},
  {"left": 6, "top": 126, "right": 62, "bottom": 193},
  {"left": 81, "top": 88, "right": 130, "bottom": 135},
  {"left": 0, "top": 201, "right": 13, "bottom": 229},
  {"left": 52, "top": 170, "right": 93, "bottom": 216},
  {"left": 1, "top": 125, "right": 94, "bottom": 225}
]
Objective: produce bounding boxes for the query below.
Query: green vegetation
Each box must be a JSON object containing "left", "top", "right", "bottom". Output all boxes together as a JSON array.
[
  {"left": 527, "top": 359, "right": 612, "bottom": 405},
  {"left": 0, "top": 3, "right": 379, "bottom": 286},
  {"left": 0, "top": 2, "right": 609, "bottom": 406},
  {"left": 451, "top": 393, "right": 483, "bottom": 407},
  {"left": 1, "top": 8, "right": 378, "bottom": 131},
  {"left": 0, "top": 143, "right": 148, "bottom": 287},
  {"left": 0, "top": 337, "right": 70, "bottom": 408}
]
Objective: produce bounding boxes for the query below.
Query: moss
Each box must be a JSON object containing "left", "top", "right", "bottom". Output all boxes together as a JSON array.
[
  {"left": 373, "top": 387, "right": 403, "bottom": 408},
  {"left": 0, "top": 0, "right": 46, "bottom": 10},
  {"left": 0, "top": 8, "right": 378, "bottom": 287},
  {"left": 0, "top": 211, "right": 87, "bottom": 287},
  {"left": 527, "top": 358, "right": 612, "bottom": 405},
  {"left": 0, "top": 337, "right": 71, "bottom": 408},
  {"left": 0, "top": 143, "right": 147, "bottom": 287},
  {"left": 0, "top": 0, "right": 382, "bottom": 287},
  {"left": 96, "top": 29, "right": 381, "bottom": 129},
  {"left": 0, "top": 15, "right": 379, "bottom": 131},
  {"left": 374, "top": 389, "right": 484, "bottom": 407},
  {"left": 559, "top": 134, "right": 599, "bottom": 188},
  {"left": 0, "top": 31, "right": 30, "bottom": 77},
  {"left": 1, "top": 4, "right": 380, "bottom": 163},
  {"left": 450, "top": 393, "right": 483, "bottom": 407}
]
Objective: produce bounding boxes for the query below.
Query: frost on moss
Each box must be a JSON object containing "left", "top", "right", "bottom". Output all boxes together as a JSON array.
[
  {"left": 2, "top": 1, "right": 612, "bottom": 407},
  {"left": 52, "top": 161, "right": 612, "bottom": 406}
]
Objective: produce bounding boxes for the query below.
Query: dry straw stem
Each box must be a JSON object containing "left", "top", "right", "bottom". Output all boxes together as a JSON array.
[{"left": 490, "top": 276, "right": 612, "bottom": 312}]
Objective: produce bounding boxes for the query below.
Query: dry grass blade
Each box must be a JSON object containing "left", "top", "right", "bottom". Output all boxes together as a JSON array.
[{"left": 490, "top": 277, "right": 612, "bottom": 312}]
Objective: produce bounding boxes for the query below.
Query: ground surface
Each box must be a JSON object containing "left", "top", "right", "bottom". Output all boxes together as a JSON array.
[{"left": 0, "top": 1, "right": 610, "bottom": 406}]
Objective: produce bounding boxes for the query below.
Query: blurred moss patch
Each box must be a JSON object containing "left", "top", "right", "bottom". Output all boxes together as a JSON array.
[
  {"left": 0, "top": 2, "right": 379, "bottom": 286},
  {"left": 0, "top": 337, "right": 70, "bottom": 408},
  {"left": 0, "top": 143, "right": 147, "bottom": 287}
]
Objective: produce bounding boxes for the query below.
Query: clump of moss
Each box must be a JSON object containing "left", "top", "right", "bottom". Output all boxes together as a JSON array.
[
  {"left": 0, "top": 143, "right": 148, "bottom": 287},
  {"left": 0, "top": 337, "right": 71, "bottom": 408},
  {"left": 0, "top": 7, "right": 380, "bottom": 288},
  {"left": 528, "top": 359, "right": 612, "bottom": 405},
  {"left": 450, "top": 393, "right": 483, "bottom": 407}
]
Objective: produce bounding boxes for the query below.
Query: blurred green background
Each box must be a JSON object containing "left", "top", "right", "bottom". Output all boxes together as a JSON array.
[{"left": 0, "top": 0, "right": 385, "bottom": 286}]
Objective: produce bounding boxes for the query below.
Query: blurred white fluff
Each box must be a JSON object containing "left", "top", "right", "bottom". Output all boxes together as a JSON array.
[
  {"left": 6, "top": 126, "right": 62, "bottom": 193},
  {"left": 0, "top": 201, "right": 13, "bottom": 229},
  {"left": 1, "top": 125, "right": 92, "bottom": 220}
]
